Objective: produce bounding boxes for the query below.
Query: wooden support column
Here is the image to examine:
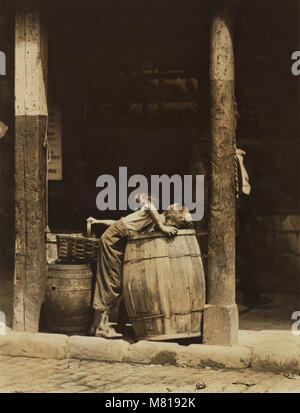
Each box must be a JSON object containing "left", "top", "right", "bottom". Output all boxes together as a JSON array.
[
  {"left": 0, "top": 0, "right": 14, "bottom": 275},
  {"left": 13, "top": 0, "right": 48, "bottom": 332},
  {"left": 203, "top": 1, "right": 238, "bottom": 345}
]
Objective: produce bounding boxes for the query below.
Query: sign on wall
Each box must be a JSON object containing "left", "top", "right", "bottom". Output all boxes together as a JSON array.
[{"left": 47, "top": 103, "right": 62, "bottom": 180}]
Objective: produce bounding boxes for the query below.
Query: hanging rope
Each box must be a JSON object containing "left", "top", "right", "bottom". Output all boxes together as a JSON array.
[
  {"left": 233, "top": 101, "right": 239, "bottom": 199},
  {"left": 234, "top": 142, "right": 239, "bottom": 199}
]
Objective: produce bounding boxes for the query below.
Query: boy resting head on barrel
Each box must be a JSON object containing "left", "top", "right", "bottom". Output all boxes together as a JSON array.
[{"left": 88, "top": 194, "right": 193, "bottom": 338}]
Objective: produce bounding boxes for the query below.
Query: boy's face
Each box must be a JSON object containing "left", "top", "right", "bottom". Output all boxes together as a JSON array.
[{"left": 164, "top": 205, "right": 193, "bottom": 229}]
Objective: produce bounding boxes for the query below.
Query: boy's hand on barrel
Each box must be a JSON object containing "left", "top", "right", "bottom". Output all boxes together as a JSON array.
[{"left": 162, "top": 225, "right": 178, "bottom": 237}]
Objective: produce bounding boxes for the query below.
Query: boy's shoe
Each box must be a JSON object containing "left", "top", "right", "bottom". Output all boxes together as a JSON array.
[{"left": 95, "top": 326, "right": 123, "bottom": 339}]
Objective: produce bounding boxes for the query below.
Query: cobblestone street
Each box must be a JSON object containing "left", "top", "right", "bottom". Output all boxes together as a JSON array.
[{"left": 1, "top": 355, "right": 300, "bottom": 393}]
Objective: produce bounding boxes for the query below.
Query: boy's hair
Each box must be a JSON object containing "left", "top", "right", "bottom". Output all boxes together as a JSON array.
[{"left": 135, "top": 193, "right": 152, "bottom": 204}]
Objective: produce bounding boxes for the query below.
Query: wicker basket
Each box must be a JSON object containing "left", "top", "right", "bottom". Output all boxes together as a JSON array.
[{"left": 57, "top": 234, "right": 100, "bottom": 261}]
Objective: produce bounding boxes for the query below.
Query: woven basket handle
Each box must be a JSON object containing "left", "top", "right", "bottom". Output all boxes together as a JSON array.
[{"left": 87, "top": 219, "right": 96, "bottom": 238}]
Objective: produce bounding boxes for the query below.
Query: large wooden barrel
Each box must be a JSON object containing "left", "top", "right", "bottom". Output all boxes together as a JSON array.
[
  {"left": 123, "top": 229, "right": 206, "bottom": 341},
  {"left": 45, "top": 263, "right": 94, "bottom": 334}
]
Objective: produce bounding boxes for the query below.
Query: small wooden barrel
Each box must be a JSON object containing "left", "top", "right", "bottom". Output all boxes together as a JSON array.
[
  {"left": 45, "top": 263, "right": 94, "bottom": 334},
  {"left": 123, "top": 229, "right": 206, "bottom": 341}
]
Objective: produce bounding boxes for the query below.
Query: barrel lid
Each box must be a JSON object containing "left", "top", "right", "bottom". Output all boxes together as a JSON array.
[{"left": 128, "top": 229, "right": 196, "bottom": 241}]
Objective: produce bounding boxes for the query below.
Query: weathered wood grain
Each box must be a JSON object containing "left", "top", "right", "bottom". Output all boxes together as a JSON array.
[
  {"left": 207, "top": 7, "right": 236, "bottom": 306},
  {"left": 203, "top": 2, "right": 239, "bottom": 345},
  {"left": 45, "top": 263, "right": 93, "bottom": 334},
  {"left": 123, "top": 230, "right": 206, "bottom": 341},
  {"left": 13, "top": 1, "right": 48, "bottom": 332}
]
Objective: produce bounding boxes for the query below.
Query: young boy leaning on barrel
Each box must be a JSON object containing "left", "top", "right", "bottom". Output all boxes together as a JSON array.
[{"left": 87, "top": 194, "right": 193, "bottom": 339}]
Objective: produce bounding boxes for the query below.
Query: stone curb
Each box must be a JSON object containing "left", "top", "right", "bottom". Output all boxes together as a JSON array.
[
  {"left": 0, "top": 331, "right": 299, "bottom": 373},
  {"left": 68, "top": 336, "right": 129, "bottom": 363},
  {"left": 125, "top": 341, "right": 181, "bottom": 365},
  {"left": 0, "top": 332, "right": 69, "bottom": 359},
  {"left": 240, "top": 330, "right": 300, "bottom": 374},
  {"left": 176, "top": 344, "right": 251, "bottom": 369}
]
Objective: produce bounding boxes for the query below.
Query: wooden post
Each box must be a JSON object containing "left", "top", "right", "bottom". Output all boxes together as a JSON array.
[
  {"left": 203, "top": 1, "right": 239, "bottom": 345},
  {"left": 13, "top": 0, "right": 48, "bottom": 332},
  {"left": 0, "top": 0, "right": 14, "bottom": 275}
]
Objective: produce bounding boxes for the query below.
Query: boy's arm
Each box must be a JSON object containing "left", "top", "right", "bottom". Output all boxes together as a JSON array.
[
  {"left": 87, "top": 217, "right": 116, "bottom": 227},
  {"left": 147, "top": 205, "right": 178, "bottom": 237}
]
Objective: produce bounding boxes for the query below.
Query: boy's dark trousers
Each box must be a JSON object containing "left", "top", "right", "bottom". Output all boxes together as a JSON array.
[{"left": 93, "top": 218, "right": 129, "bottom": 315}]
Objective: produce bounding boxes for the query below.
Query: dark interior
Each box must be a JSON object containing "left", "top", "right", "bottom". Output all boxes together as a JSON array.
[{"left": 46, "top": 0, "right": 210, "bottom": 233}]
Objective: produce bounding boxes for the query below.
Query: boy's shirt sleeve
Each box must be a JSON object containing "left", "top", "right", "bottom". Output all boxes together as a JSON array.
[{"left": 141, "top": 202, "right": 158, "bottom": 212}]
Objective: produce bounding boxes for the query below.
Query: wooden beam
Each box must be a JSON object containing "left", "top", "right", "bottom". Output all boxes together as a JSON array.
[
  {"left": 13, "top": 1, "right": 48, "bottom": 332},
  {"left": 203, "top": 1, "right": 239, "bottom": 345}
]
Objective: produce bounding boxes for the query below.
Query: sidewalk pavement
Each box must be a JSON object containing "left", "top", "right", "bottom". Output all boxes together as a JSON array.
[{"left": 0, "top": 329, "right": 299, "bottom": 374}]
